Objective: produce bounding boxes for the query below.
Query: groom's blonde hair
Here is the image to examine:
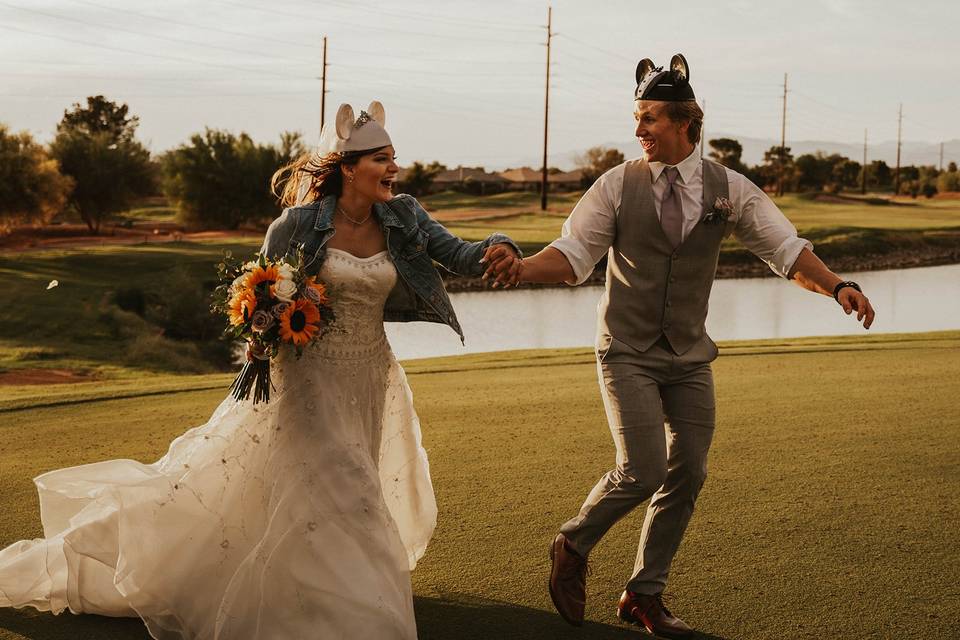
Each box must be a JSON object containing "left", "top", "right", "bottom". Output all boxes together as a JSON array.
[{"left": 664, "top": 100, "right": 704, "bottom": 145}]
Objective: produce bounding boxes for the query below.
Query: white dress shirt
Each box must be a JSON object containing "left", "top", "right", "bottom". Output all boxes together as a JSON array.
[{"left": 550, "top": 146, "right": 813, "bottom": 285}]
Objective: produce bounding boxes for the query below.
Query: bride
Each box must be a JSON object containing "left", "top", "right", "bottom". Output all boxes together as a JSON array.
[{"left": 0, "top": 101, "right": 522, "bottom": 639}]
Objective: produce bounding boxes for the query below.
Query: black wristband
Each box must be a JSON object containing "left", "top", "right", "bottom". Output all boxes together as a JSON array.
[{"left": 833, "top": 280, "right": 862, "bottom": 303}]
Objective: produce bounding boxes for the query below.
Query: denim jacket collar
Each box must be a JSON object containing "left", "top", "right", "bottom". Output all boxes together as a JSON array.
[{"left": 313, "top": 195, "right": 404, "bottom": 231}]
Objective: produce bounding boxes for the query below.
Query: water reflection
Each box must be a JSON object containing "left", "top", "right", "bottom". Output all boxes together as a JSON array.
[{"left": 386, "top": 264, "right": 960, "bottom": 361}]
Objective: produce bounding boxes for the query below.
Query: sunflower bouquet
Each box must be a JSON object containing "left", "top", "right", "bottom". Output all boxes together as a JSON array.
[{"left": 211, "top": 247, "right": 335, "bottom": 404}]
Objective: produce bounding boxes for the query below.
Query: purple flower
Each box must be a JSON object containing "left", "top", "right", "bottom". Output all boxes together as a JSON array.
[
  {"left": 302, "top": 286, "right": 323, "bottom": 305},
  {"left": 271, "top": 301, "right": 291, "bottom": 318},
  {"left": 251, "top": 310, "right": 274, "bottom": 333}
]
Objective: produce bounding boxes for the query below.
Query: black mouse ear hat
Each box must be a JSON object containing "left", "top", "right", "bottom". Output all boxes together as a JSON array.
[{"left": 634, "top": 53, "right": 695, "bottom": 101}]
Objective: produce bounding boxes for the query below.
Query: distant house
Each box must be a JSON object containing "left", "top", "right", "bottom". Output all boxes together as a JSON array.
[
  {"left": 433, "top": 167, "right": 508, "bottom": 194},
  {"left": 499, "top": 167, "right": 585, "bottom": 192},
  {"left": 548, "top": 169, "right": 585, "bottom": 191},
  {"left": 498, "top": 167, "right": 542, "bottom": 191}
]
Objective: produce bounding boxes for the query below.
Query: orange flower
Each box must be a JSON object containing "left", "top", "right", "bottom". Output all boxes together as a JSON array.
[
  {"left": 303, "top": 276, "right": 329, "bottom": 305},
  {"left": 278, "top": 298, "right": 321, "bottom": 345},
  {"left": 228, "top": 290, "right": 258, "bottom": 326},
  {"left": 245, "top": 265, "right": 280, "bottom": 291}
]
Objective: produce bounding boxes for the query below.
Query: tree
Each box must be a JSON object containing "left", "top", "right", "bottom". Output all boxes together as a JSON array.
[
  {"left": 949, "top": 161, "right": 958, "bottom": 173},
  {"left": 402, "top": 161, "right": 445, "bottom": 197},
  {"left": 162, "top": 129, "right": 303, "bottom": 229},
  {"left": 833, "top": 158, "right": 862, "bottom": 190},
  {"left": 707, "top": 138, "right": 747, "bottom": 173},
  {"left": 576, "top": 146, "right": 625, "bottom": 185},
  {"left": 860, "top": 160, "right": 892, "bottom": 191},
  {"left": 937, "top": 170, "right": 960, "bottom": 193},
  {"left": 0, "top": 124, "right": 73, "bottom": 231},
  {"left": 50, "top": 96, "right": 154, "bottom": 233},
  {"left": 756, "top": 145, "right": 795, "bottom": 192},
  {"left": 59, "top": 95, "right": 139, "bottom": 143}
]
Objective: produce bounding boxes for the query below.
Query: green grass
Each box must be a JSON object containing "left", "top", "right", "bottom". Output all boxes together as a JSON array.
[
  {"left": 0, "top": 240, "right": 261, "bottom": 378},
  {"left": 777, "top": 194, "right": 960, "bottom": 230},
  {"left": 421, "top": 189, "right": 583, "bottom": 212},
  {"left": 1, "top": 332, "right": 958, "bottom": 639},
  {"left": 436, "top": 194, "right": 960, "bottom": 254}
]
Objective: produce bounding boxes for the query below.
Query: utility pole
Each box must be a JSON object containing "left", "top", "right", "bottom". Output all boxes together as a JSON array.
[
  {"left": 861, "top": 128, "right": 868, "bottom": 195},
  {"left": 894, "top": 103, "right": 902, "bottom": 195},
  {"left": 540, "top": 5, "right": 552, "bottom": 211},
  {"left": 320, "top": 36, "right": 329, "bottom": 132},
  {"left": 777, "top": 73, "right": 788, "bottom": 197},
  {"left": 940, "top": 141, "right": 944, "bottom": 171}
]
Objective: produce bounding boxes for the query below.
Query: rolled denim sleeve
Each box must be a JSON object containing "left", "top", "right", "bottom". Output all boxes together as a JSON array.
[
  {"left": 729, "top": 171, "right": 813, "bottom": 278},
  {"left": 405, "top": 196, "right": 522, "bottom": 277},
  {"left": 548, "top": 165, "right": 621, "bottom": 285},
  {"left": 259, "top": 208, "right": 300, "bottom": 260}
]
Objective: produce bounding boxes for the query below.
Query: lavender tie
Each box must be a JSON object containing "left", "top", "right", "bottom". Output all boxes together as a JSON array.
[{"left": 660, "top": 166, "right": 683, "bottom": 248}]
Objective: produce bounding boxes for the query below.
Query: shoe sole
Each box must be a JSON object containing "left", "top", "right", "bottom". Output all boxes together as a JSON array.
[
  {"left": 548, "top": 535, "right": 584, "bottom": 627},
  {"left": 617, "top": 607, "right": 692, "bottom": 639}
]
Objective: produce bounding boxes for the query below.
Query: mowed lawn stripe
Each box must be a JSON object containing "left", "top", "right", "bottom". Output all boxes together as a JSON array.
[{"left": 1, "top": 335, "right": 958, "bottom": 639}]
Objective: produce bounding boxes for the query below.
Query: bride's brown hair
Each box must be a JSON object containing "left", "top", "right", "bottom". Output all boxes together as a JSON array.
[{"left": 271, "top": 149, "right": 366, "bottom": 208}]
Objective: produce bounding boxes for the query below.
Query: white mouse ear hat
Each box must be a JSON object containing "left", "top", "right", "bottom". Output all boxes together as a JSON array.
[{"left": 317, "top": 101, "right": 391, "bottom": 155}]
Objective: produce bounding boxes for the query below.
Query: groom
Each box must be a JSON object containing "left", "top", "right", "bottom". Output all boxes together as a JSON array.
[{"left": 512, "top": 54, "right": 875, "bottom": 637}]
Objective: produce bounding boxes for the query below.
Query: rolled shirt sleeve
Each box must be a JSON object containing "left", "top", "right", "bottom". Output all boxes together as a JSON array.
[
  {"left": 548, "top": 164, "right": 623, "bottom": 285},
  {"left": 728, "top": 169, "right": 813, "bottom": 278}
]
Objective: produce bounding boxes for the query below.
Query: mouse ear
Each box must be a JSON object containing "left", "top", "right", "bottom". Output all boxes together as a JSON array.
[
  {"left": 366, "top": 101, "right": 385, "bottom": 126},
  {"left": 635, "top": 58, "right": 657, "bottom": 85},
  {"left": 670, "top": 53, "right": 690, "bottom": 85},
  {"left": 335, "top": 103, "right": 355, "bottom": 140}
]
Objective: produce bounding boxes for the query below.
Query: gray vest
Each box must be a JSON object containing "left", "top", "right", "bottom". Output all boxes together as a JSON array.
[{"left": 598, "top": 157, "right": 730, "bottom": 355}]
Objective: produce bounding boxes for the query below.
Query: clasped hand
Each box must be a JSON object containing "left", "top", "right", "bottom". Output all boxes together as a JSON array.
[{"left": 480, "top": 243, "right": 523, "bottom": 288}]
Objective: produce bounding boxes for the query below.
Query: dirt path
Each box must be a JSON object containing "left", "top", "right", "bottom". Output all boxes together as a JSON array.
[{"left": 0, "top": 207, "right": 557, "bottom": 253}]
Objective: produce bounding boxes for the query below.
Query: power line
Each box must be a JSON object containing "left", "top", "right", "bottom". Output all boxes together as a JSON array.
[
  {"left": 316, "top": 0, "right": 541, "bottom": 33},
  {"left": 0, "top": 24, "right": 315, "bottom": 80},
  {"left": 208, "top": 0, "right": 541, "bottom": 45},
  {"left": 554, "top": 33, "right": 633, "bottom": 64},
  {"left": 64, "top": 0, "right": 321, "bottom": 52},
  {"left": 0, "top": 1, "right": 313, "bottom": 65}
]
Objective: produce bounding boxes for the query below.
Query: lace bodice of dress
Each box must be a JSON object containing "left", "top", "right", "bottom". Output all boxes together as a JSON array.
[{"left": 310, "top": 248, "right": 397, "bottom": 358}]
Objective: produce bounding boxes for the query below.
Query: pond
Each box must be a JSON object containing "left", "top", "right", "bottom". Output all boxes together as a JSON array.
[{"left": 385, "top": 264, "right": 960, "bottom": 360}]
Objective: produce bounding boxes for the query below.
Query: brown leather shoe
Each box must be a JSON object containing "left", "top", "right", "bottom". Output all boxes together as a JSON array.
[
  {"left": 548, "top": 533, "right": 588, "bottom": 626},
  {"left": 617, "top": 590, "right": 693, "bottom": 639}
]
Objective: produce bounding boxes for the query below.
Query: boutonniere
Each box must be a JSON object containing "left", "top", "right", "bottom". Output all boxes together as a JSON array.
[{"left": 703, "top": 196, "right": 735, "bottom": 225}]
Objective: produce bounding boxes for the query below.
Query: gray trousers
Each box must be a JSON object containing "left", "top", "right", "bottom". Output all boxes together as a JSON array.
[{"left": 560, "top": 334, "right": 716, "bottom": 595}]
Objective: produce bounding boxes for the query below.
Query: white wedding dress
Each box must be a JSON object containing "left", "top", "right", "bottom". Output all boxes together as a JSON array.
[{"left": 0, "top": 247, "right": 437, "bottom": 639}]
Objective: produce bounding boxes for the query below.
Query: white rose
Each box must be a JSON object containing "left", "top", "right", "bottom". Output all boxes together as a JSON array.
[
  {"left": 230, "top": 274, "right": 247, "bottom": 293},
  {"left": 273, "top": 278, "right": 297, "bottom": 302},
  {"left": 277, "top": 264, "right": 296, "bottom": 282},
  {"left": 243, "top": 260, "right": 258, "bottom": 271}
]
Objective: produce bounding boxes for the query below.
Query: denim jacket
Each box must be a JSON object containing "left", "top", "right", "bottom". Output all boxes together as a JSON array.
[{"left": 259, "top": 193, "right": 521, "bottom": 342}]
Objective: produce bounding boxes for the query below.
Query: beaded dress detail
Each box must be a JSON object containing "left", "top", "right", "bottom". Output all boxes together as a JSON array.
[{"left": 0, "top": 248, "right": 437, "bottom": 639}]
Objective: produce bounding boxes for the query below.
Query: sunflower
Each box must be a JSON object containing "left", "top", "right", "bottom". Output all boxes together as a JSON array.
[
  {"left": 245, "top": 265, "right": 280, "bottom": 292},
  {"left": 228, "top": 290, "right": 258, "bottom": 326},
  {"left": 278, "top": 298, "right": 321, "bottom": 345},
  {"left": 303, "top": 276, "right": 330, "bottom": 305}
]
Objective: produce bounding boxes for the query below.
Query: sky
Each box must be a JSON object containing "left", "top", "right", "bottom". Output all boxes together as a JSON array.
[{"left": 2, "top": 0, "right": 958, "bottom": 170}]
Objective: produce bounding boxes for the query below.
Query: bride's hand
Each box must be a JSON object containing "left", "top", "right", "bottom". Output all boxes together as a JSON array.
[
  {"left": 481, "top": 244, "right": 523, "bottom": 288},
  {"left": 246, "top": 341, "right": 267, "bottom": 361}
]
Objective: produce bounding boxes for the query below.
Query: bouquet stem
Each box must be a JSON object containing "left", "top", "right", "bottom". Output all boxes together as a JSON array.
[{"left": 229, "top": 356, "right": 272, "bottom": 404}]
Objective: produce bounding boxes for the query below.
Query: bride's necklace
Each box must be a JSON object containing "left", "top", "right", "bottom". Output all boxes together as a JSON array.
[{"left": 336, "top": 205, "right": 373, "bottom": 226}]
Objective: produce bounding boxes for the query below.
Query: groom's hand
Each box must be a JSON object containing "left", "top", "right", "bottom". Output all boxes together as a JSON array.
[
  {"left": 838, "top": 287, "right": 876, "bottom": 329},
  {"left": 481, "top": 243, "right": 523, "bottom": 288}
]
